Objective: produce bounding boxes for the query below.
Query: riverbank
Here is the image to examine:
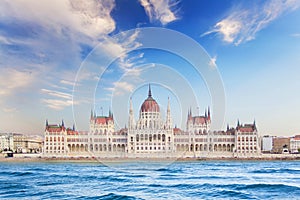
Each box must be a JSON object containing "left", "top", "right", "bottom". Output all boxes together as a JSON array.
[{"left": 1, "top": 153, "right": 300, "bottom": 163}]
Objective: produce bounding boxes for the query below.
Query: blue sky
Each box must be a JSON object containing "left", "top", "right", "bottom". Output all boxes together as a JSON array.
[{"left": 0, "top": 0, "right": 300, "bottom": 136}]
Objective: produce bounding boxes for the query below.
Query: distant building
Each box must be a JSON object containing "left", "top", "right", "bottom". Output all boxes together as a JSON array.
[
  {"left": 272, "top": 137, "right": 290, "bottom": 153},
  {"left": 43, "top": 85, "right": 260, "bottom": 157},
  {"left": 290, "top": 135, "right": 300, "bottom": 153},
  {"left": 0, "top": 133, "right": 14, "bottom": 152},
  {"left": 261, "top": 135, "right": 273, "bottom": 152},
  {"left": 13, "top": 133, "right": 43, "bottom": 153}
]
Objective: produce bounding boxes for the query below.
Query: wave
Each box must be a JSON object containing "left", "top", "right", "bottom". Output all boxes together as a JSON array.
[
  {"left": 234, "top": 183, "right": 300, "bottom": 191},
  {"left": 0, "top": 171, "right": 36, "bottom": 176},
  {"left": 251, "top": 168, "right": 300, "bottom": 174},
  {"left": 97, "top": 193, "right": 142, "bottom": 200}
]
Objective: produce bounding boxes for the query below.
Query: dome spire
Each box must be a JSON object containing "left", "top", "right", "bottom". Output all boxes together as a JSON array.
[{"left": 148, "top": 84, "right": 152, "bottom": 97}]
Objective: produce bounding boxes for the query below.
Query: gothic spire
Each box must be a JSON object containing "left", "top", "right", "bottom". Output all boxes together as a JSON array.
[
  {"left": 46, "top": 119, "right": 48, "bottom": 127},
  {"left": 167, "top": 97, "right": 170, "bottom": 112},
  {"left": 129, "top": 97, "right": 133, "bottom": 113},
  {"left": 109, "top": 108, "right": 112, "bottom": 117},
  {"left": 148, "top": 84, "right": 152, "bottom": 97},
  {"left": 61, "top": 119, "right": 64, "bottom": 127}
]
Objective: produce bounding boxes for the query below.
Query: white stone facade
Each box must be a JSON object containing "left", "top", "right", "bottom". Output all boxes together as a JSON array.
[
  {"left": 261, "top": 135, "right": 273, "bottom": 152},
  {"left": 235, "top": 121, "right": 260, "bottom": 156},
  {"left": 0, "top": 133, "right": 14, "bottom": 152},
  {"left": 290, "top": 135, "right": 300, "bottom": 153},
  {"left": 43, "top": 86, "right": 260, "bottom": 158}
]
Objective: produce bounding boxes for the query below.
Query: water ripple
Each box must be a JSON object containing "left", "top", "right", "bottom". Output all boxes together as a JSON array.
[{"left": 0, "top": 161, "right": 300, "bottom": 199}]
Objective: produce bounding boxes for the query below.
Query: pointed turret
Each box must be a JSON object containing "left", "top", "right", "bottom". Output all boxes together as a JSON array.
[
  {"left": 237, "top": 119, "right": 240, "bottom": 127},
  {"left": 128, "top": 97, "right": 135, "bottom": 130},
  {"left": 46, "top": 119, "right": 48, "bottom": 127},
  {"left": 207, "top": 106, "right": 211, "bottom": 121},
  {"left": 167, "top": 97, "right": 170, "bottom": 112},
  {"left": 129, "top": 97, "right": 133, "bottom": 114},
  {"left": 109, "top": 108, "right": 112, "bottom": 118},
  {"left": 148, "top": 84, "right": 152, "bottom": 98},
  {"left": 188, "top": 107, "right": 192, "bottom": 120},
  {"left": 73, "top": 124, "right": 75, "bottom": 131},
  {"left": 61, "top": 119, "right": 64, "bottom": 127},
  {"left": 90, "top": 109, "right": 93, "bottom": 119},
  {"left": 227, "top": 123, "right": 229, "bottom": 131},
  {"left": 166, "top": 97, "right": 172, "bottom": 129}
]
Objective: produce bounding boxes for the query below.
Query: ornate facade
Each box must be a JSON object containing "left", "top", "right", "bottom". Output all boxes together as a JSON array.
[
  {"left": 127, "top": 86, "right": 174, "bottom": 154},
  {"left": 43, "top": 85, "right": 260, "bottom": 157}
]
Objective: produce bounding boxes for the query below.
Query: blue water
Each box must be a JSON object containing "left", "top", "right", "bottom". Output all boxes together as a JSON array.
[{"left": 0, "top": 161, "right": 300, "bottom": 199}]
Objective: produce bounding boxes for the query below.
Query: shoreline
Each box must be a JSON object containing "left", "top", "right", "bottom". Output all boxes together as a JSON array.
[{"left": 1, "top": 154, "right": 300, "bottom": 163}]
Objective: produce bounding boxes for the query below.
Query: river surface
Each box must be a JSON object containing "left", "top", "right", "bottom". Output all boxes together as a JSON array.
[{"left": 0, "top": 161, "right": 300, "bottom": 199}]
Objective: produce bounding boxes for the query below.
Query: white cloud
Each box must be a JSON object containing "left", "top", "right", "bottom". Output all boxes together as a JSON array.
[
  {"left": 139, "top": 0, "right": 180, "bottom": 25},
  {"left": 0, "top": 68, "right": 36, "bottom": 97},
  {"left": 0, "top": 0, "right": 115, "bottom": 41},
  {"left": 0, "top": 35, "right": 12, "bottom": 45},
  {"left": 42, "top": 98, "right": 74, "bottom": 110},
  {"left": 209, "top": 55, "right": 217, "bottom": 68},
  {"left": 60, "top": 80, "right": 75, "bottom": 86},
  {"left": 202, "top": 0, "right": 300, "bottom": 45},
  {"left": 106, "top": 81, "right": 134, "bottom": 96},
  {"left": 41, "top": 89, "right": 72, "bottom": 100}
]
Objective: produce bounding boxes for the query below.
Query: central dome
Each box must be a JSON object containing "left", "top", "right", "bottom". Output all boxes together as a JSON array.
[{"left": 140, "top": 85, "right": 160, "bottom": 112}]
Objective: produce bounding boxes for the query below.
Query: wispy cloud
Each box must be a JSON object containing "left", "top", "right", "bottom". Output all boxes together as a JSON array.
[
  {"left": 42, "top": 98, "right": 74, "bottom": 110},
  {"left": 0, "top": 0, "right": 116, "bottom": 41},
  {"left": 2, "top": 107, "right": 18, "bottom": 113},
  {"left": 291, "top": 33, "right": 300, "bottom": 37},
  {"left": 40, "top": 87, "right": 78, "bottom": 110},
  {"left": 106, "top": 81, "right": 134, "bottom": 96},
  {"left": 41, "top": 89, "right": 72, "bottom": 100},
  {"left": 139, "top": 0, "right": 180, "bottom": 25},
  {"left": 0, "top": 68, "right": 37, "bottom": 97},
  {"left": 202, "top": 0, "right": 300, "bottom": 45},
  {"left": 60, "top": 80, "right": 75, "bottom": 86}
]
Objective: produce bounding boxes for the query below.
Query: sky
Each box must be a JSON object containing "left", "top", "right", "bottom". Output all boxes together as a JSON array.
[{"left": 0, "top": 0, "right": 300, "bottom": 136}]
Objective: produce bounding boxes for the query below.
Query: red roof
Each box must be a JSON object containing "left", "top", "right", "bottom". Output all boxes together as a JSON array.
[
  {"left": 46, "top": 125, "right": 65, "bottom": 133},
  {"left": 293, "top": 135, "right": 300, "bottom": 140},
  {"left": 67, "top": 129, "right": 78, "bottom": 135},
  {"left": 238, "top": 127, "right": 254, "bottom": 132},
  {"left": 94, "top": 117, "right": 113, "bottom": 125},
  {"left": 193, "top": 116, "right": 207, "bottom": 125},
  {"left": 173, "top": 127, "right": 182, "bottom": 134},
  {"left": 141, "top": 97, "right": 160, "bottom": 112}
]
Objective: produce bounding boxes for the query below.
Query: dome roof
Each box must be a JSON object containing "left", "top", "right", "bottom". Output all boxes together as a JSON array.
[{"left": 140, "top": 85, "right": 160, "bottom": 112}]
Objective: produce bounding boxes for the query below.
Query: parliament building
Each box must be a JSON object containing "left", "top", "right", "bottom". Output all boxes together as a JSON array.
[{"left": 43, "top": 86, "right": 260, "bottom": 158}]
